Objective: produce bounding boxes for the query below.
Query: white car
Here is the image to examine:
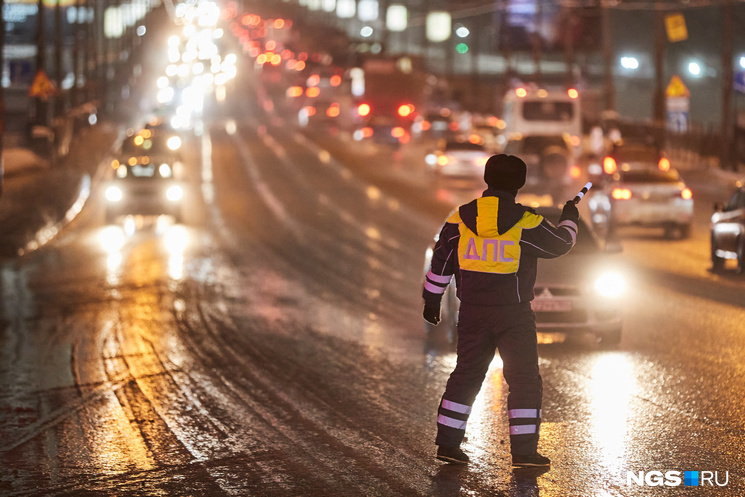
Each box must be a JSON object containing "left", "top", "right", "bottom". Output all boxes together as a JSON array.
[
  {"left": 425, "top": 139, "right": 491, "bottom": 181},
  {"left": 423, "top": 207, "right": 626, "bottom": 348},
  {"left": 588, "top": 160, "right": 694, "bottom": 239}
]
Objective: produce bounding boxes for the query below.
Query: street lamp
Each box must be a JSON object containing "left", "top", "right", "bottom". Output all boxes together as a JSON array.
[
  {"left": 620, "top": 56, "right": 639, "bottom": 70},
  {"left": 687, "top": 61, "right": 702, "bottom": 77}
]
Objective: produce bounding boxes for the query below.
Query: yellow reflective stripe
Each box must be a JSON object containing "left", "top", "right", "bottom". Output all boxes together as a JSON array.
[
  {"left": 516, "top": 211, "right": 543, "bottom": 229},
  {"left": 475, "top": 197, "right": 500, "bottom": 236}
]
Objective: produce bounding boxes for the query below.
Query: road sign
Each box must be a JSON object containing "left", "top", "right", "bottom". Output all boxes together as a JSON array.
[
  {"left": 666, "top": 75, "right": 690, "bottom": 98},
  {"left": 735, "top": 71, "right": 745, "bottom": 94},
  {"left": 28, "top": 70, "right": 56, "bottom": 99},
  {"left": 665, "top": 13, "right": 688, "bottom": 42}
]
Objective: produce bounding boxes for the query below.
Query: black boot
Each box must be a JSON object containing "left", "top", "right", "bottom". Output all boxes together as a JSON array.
[
  {"left": 512, "top": 453, "right": 550, "bottom": 468},
  {"left": 436, "top": 445, "right": 470, "bottom": 464}
]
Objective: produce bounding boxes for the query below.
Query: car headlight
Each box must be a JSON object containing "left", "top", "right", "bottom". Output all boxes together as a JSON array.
[
  {"left": 105, "top": 186, "right": 123, "bottom": 202},
  {"left": 593, "top": 271, "right": 626, "bottom": 298},
  {"left": 167, "top": 136, "right": 182, "bottom": 151},
  {"left": 166, "top": 185, "right": 184, "bottom": 201}
]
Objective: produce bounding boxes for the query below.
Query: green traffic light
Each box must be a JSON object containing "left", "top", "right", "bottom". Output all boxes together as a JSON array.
[{"left": 456, "top": 43, "right": 469, "bottom": 54}]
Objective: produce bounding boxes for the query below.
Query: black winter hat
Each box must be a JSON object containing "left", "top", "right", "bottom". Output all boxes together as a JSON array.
[{"left": 483, "top": 154, "right": 527, "bottom": 192}]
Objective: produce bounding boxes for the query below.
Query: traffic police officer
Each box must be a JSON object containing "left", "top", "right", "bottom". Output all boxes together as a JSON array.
[{"left": 423, "top": 154, "right": 579, "bottom": 467}]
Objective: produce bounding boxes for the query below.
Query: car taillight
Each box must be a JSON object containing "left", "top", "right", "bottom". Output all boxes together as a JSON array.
[
  {"left": 437, "top": 155, "right": 450, "bottom": 166},
  {"left": 603, "top": 156, "right": 617, "bottom": 175},
  {"left": 611, "top": 188, "right": 632, "bottom": 200},
  {"left": 357, "top": 103, "right": 371, "bottom": 117},
  {"left": 286, "top": 86, "right": 303, "bottom": 98},
  {"left": 681, "top": 188, "right": 693, "bottom": 200},
  {"left": 658, "top": 157, "right": 671, "bottom": 171},
  {"left": 391, "top": 127, "right": 406, "bottom": 138},
  {"left": 326, "top": 103, "right": 340, "bottom": 117},
  {"left": 397, "top": 104, "right": 415, "bottom": 117},
  {"left": 304, "top": 106, "right": 316, "bottom": 117}
]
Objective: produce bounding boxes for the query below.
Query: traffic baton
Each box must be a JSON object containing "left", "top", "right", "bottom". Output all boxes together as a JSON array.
[{"left": 572, "top": 182, "right": 592, "bottom": 204}]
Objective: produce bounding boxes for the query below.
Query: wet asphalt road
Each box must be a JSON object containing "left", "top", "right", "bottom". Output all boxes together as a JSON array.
[{"left": 2, "top": 94, "right": 745, "bottom": 496}]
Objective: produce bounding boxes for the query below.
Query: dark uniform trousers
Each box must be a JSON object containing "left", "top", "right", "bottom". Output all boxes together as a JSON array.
[{"left": 435, "top": 301, "right": 543, "bottom": 456}]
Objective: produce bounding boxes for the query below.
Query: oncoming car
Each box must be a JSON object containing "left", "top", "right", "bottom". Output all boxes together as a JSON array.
[
  {"left": 104, "top": 158, "right": 185, "bottom": 223},
  {"left": 425, "top": 139, "right": 491, "bottom": 181},
  {"left": 588, "top": 159, "right": 694, "bottom": 239},
  {"left": 423, "top": 206, "right": 625, "bottom": 348}
]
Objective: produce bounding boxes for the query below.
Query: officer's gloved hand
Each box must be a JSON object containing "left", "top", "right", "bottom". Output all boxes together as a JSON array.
[
  {"left": 423, "top": 303, "right": 441, "bottom": 325},
  {"left": 560, "top": 200, "right": 580, "bottom": 224}
]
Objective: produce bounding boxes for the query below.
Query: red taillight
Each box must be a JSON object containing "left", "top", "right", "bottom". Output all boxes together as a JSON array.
[
  {"left": 612, "top": 188, "right": 632, "bottom": 200},
  {"left": 420, "top": 121, "right": 431, "bottom": 131},
  {"left": 391, "top": 126, "right": 406, "bottom": 138},
  {"left": 305, "top": 87, "right": 320, "bottom": 98},
  {"left": 360, "top": 127, "right": 373, "bottom": 138},
  {"left": 681, "top": 188, "right": 693, "bottom": 200},
  {"left": 326, "top": 103, "right": 340, "bottom": 118},
  {"left": 286, "top": 86, "right": 303, "bottom": 98},
  {"left": 658, "top": 157, "right": 671, "bottom": 171},
  {"left": 397, "top": 104, "right": 415, "bottom": 117},
  {"left": 603, "top": 156, "right": 617, "bottom": 175},
  {"left": 330, "top": 75, "right": 342, "bottom": 87},
  {"left": 303, "top": 106, "right": 316, "bottom": 117},
  {"left": 357, "top": 103, "right": 371, "bottom": 117}
]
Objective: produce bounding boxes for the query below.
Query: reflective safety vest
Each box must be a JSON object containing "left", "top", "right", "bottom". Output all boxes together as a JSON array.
[{"left": 424, "top": 191, "right": 577, "bottom": 306}]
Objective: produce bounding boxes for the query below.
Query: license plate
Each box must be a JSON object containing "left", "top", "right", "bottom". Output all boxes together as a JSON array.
[{"left": 532, "top": 299, "right": 572, "bottom": 312}]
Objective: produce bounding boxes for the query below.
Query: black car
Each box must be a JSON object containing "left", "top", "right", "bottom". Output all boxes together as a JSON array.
[{"left": 711, "top": 186, "right": 745, "bottom": 273}]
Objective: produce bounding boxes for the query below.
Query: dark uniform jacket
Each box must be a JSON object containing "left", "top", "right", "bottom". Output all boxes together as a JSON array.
[{"left": 423, "top": 189, "right": 578, "bottom": 306}]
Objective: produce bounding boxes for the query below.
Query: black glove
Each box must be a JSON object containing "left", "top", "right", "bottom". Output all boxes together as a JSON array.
[
  {"left": 423, "top": 303, "right": 441, "bottom": 325},
  {"left": 560, "top": 200, "right": 579, "bottom": 224}
]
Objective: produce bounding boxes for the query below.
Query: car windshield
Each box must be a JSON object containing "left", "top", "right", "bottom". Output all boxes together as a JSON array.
[
  {"left": 613, "top": 145, "right": 660, "bottom": 163},
  {"left": 619, "top": 169, "right": 679, "bottom": 184},
  {"left": 116, "top": 163, "right": 173, "bottom": 179},
  {"left": 445, "top": 141, "right": 485, "bottom": 151},
  {"left": 511, "top": 136, "right": 568, "bottom": 155},
  {"left": 121, "top": 135, "right": 173, "bottom": 157},
  {"left": 522, "top": 101, "right": 574, "bottom": 122}
]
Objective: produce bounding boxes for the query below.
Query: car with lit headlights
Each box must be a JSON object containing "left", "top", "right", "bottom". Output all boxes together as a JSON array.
[
  {"left": 587, "top": 158, "right": 694, "bottom": 239},
  {"left": 710, "top": 185, "right": 745, "bottom": 273},
  {"left": 104, "top": 158, "right": 185, "bottom": 223},
  {"left": 423, "top": 206, "right": 625, "bottom": 348},
  {"left": 120, "top": 127, "right": 184, "bottom": 165},
  {"left": 425, "top": 138, "right": 491, "bottom": 181},
  {"left": 503, "top": 133, "right": 579, "bottom": 189}
]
